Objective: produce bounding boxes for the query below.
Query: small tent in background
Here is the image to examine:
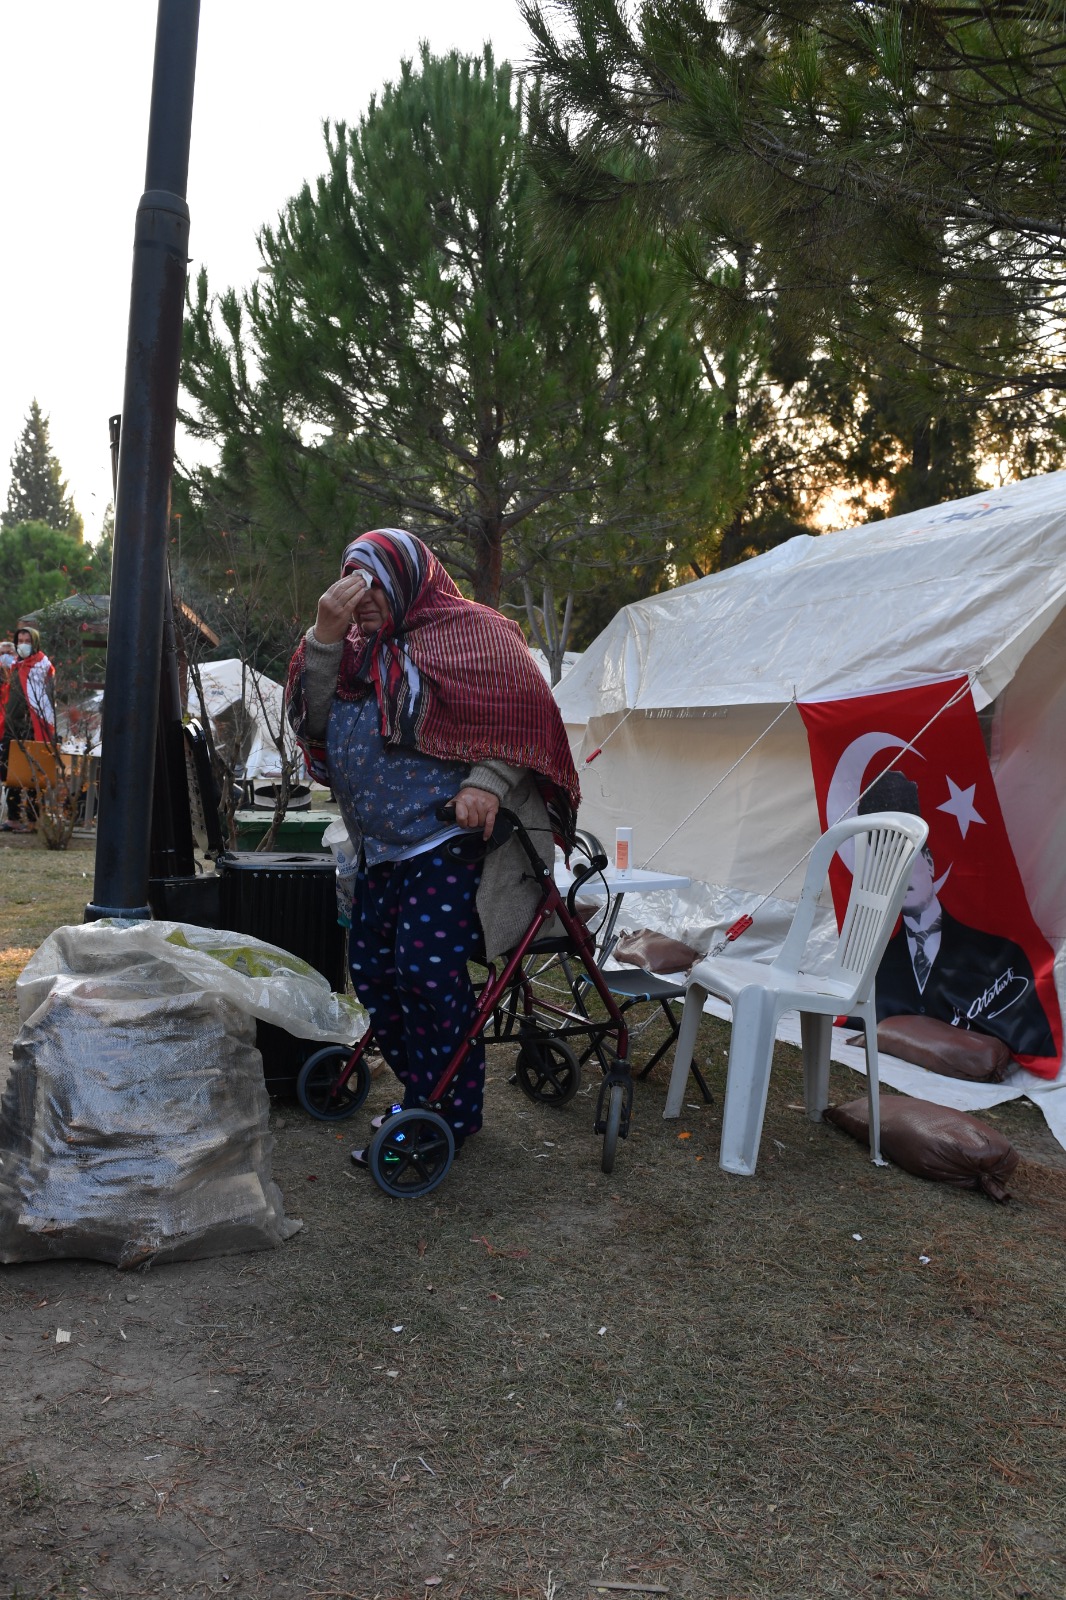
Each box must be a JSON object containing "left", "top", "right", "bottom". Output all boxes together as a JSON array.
[
  {"left": 555, "top": 471, "right": 1066, "bottom": 1140},
  {"left": 193, "top": 659, "right": 309, "bottom": 796},
  {"left": 530, "top": 647, "right": 582, "bottom": 686}
]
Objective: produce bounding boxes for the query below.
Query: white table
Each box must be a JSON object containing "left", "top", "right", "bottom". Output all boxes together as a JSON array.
[{"left": 555, "top": 863, "right": 691, "bottom": 954}]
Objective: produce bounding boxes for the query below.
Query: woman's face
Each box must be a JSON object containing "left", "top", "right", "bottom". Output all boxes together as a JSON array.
[{"left": 346, "top": 566, "right": 392, "bottom": 636}]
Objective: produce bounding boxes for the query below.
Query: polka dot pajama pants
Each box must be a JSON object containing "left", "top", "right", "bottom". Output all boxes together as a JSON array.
[{"left": 348, "top": 851, "right": 485, "bottom": 1148}]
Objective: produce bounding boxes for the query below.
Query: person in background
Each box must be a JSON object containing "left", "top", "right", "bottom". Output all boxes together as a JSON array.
[
  {"left": 0, "top": 640, "right": 14, "bottom": 806},
  {"left": 287, "top": 528, "right": 579, "bottom": 1166},
  {"left": 2, "top": 626, "right": 55, "bottom": 832}
]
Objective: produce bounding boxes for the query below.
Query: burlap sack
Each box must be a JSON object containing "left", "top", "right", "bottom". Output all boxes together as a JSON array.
[
  {"left": 876, "top": 1014, "right": 1011, "bottom": 1083},
  {"left": 826, "top": 1096, "right": 1019, "bottom": 1201}
]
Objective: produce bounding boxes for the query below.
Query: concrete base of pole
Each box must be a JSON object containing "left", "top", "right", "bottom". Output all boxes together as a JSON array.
[{"left": 84, "top": 904, "right": 153, "bottom": 923}]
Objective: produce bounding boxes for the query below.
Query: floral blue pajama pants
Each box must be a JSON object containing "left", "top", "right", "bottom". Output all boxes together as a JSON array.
[{"left": 348, "top": 850, "right": 485, "bottom": 1148}]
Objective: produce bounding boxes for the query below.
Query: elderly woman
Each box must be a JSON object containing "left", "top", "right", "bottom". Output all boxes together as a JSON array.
[{"left": 287, "top": 529, "right": 579, "bottom": 1163}]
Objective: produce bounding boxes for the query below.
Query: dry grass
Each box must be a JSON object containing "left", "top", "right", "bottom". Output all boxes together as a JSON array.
[{"left": 2, "top": 838, "right": 1065, "bottom": 1599}]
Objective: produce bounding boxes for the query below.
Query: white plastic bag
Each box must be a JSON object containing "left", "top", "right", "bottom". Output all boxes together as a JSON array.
[
  {"left": 17, "top": 919, "right": 367, "bottom": 1043},
  {"left": 321, "top": 818, "right": 358, "bottom": 929}
]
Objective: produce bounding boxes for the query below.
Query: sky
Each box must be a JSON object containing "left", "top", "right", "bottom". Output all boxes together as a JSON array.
[{"left": 0, "top": 1, "right": 537, "bottom": 542}]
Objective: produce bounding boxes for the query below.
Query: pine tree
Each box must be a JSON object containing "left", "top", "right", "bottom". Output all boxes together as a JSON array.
[
  {"left": 525, "top": 1, "right": 1066, "bottom": 436},
  {"left": 179, "top": 47, "right": 728, "bottom": 627},
  {"left": 2, "top": 400, "right": 83, "bottom": 537}
]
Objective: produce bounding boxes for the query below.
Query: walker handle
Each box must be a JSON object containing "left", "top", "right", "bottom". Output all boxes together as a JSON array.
[{"left": 434, "top": 801, "right": 516, "bottom": 853}]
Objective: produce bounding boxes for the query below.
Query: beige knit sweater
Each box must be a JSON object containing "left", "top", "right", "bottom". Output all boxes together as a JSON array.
[{"left": 299, "top": 629, "right": 556, "bottom": 958}]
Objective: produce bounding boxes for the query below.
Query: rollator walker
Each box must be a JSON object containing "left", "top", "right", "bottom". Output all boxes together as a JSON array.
[{"left": 295, "top": 807, "right": 633, "bottom": 1197}]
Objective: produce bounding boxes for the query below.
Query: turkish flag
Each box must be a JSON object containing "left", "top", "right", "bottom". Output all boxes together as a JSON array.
[{"left": 799, "top": 677, "right": 1061, "bottom": 1077}]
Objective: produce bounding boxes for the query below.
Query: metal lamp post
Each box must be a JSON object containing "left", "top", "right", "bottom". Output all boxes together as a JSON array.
[{"left": 86, "top": 0, "right": 201, "bottom": 921}]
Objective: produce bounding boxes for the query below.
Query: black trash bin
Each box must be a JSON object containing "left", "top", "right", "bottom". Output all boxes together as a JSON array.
[{"left": 216, "top": 851, "right": 348, "bottom": 1097}]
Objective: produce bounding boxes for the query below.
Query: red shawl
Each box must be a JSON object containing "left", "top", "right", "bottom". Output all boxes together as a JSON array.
[{"left": 287, "top": 530, "right": 580, "bottom": 846}]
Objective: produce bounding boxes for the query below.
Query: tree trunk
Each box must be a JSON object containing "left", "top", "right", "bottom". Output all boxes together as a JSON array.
[{"left": 471, "top": 518, "right": 504, "bottom": 608}]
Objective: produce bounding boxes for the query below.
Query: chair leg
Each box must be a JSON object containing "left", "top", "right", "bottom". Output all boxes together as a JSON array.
[
  {"left": 662, "top": 985, "right": 707, "bottom": 1119},
  {"left": 719, "top": 986, "right": 780, "bottom": 1177},
  {"left": 800, "top": 1011, "right": 833, "bottom": 1122},
  {"left": 636, "top": 1000, "right": 713, "bottom": 1099},
  {"left": 632, "top": 999, "right": 672, "bottom": 1079},
  {"left": 856, "top": 1000, "right": 886, "bottom": 1167}
]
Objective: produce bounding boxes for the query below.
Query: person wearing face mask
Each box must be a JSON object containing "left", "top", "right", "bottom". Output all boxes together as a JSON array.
[
  {"left": 286, "top": 528, "right": 580, "bottom": 1166},
  {"left": 0, "top": 641, "right": 14, "bottom": 798},
  {"left": 1, "top": 626, "right": 55, "bottom": 831}
]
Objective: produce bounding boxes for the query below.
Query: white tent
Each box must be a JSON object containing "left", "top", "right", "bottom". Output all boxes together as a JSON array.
[
  {"left": 530, "top": 647, "right": 583, "bottom": 685},
  {"left": 555, "top": 471, "right": 1066, "bottom": 1143},
  {"left": 194, "top": 659, "right": 308, "bottom": 786}
]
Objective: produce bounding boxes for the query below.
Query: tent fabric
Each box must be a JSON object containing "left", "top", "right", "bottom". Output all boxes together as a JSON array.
[
  {"left": 195, "top": 659, "right": 308, "bottom": 785},
  {"left": 556, "top": 471, "right": 1066, "bottom": 1144},
  {"left": 557, "top": 471, "right": 1066, "bottom": 721}
]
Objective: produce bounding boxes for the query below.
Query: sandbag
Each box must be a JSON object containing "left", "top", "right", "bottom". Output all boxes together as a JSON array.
[
  {"left": 826, "top": 1096, "right": 1019, "bottom": 1201},
  {"left": 611, "top": 927, "right": 701, "bottom": 975},
  {"left": 876, "top": 1014, "right": 1011, "bottom": 1083}
]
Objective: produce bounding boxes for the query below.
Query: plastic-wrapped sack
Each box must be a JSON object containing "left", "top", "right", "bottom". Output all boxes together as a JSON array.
[
  {"left": 0, "top": 921, "right": 368, "bottom": 1269},
  {"left": 826, "top": 1096, "right": 1019, "bottom": 1202}
]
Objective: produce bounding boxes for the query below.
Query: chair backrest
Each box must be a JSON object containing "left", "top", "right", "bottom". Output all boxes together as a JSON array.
[{"left": 777, "top": 812, "right": 929, "bottom": 1000}]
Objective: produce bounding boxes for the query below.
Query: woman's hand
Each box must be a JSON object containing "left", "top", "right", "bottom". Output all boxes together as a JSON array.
[
  {"left": 314, "top": 570, "right": 370, "bottom": 644},
  {"left": 452, "top": 786, "right": 499, "bottom": 840}
]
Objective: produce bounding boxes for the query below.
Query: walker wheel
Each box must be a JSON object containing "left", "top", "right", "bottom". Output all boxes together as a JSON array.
[
  {"left": 600, "top": 1082, "right": 625, "bottom": 1174},
  {"left": 297, "top": 1044, "right": 372, "bottom": 1122},
  {"left": 368, "top": 1109, "right": 455, "bottom": 1198},
  {"left": 515, "top": 1036, "right": 581, "bottom": 1106}
]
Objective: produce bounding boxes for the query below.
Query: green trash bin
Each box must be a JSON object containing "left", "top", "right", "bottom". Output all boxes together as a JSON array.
[{"left": 233, "top": 811, "right": 336, "bottom": 851}]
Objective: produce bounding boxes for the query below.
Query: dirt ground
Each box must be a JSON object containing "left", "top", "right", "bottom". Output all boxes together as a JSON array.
[{"left": 2, "top": 835, "right": 1066, "bottom": 1600}]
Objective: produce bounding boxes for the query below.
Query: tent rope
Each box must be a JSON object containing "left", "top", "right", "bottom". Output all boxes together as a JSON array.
[
  {"left": 704, "top": 673, "right": 978, "bottom": 958},
  {"left": 582, "top": 707, "right": 634, "bottom": 766}
]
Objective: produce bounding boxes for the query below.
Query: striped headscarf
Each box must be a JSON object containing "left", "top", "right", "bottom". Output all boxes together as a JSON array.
[{"left": 287, "top": 530, "right": 579, "bottom": 846}]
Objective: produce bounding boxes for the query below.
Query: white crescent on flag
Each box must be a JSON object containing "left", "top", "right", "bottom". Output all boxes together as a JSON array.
[{"left": 825, "top": 730, "right": 909, "bottom": 872}]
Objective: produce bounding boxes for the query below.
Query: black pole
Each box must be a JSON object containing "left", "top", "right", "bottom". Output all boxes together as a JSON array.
[
  {"left": 149, "top": 570, "right": 197, "bottom": 879},
  {"left": 87, "top": 0, "right": 200, "bottom": 921},
  {"left": 109, "top": 411, "right": 199, "bottom": 885}
]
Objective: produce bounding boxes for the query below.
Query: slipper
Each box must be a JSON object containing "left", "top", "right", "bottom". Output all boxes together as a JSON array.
[{"left": 370, "top": 1103, "right": 404, "bottom": 1132}]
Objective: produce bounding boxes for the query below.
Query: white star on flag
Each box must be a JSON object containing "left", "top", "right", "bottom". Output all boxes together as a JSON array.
[{"left": 937, "top": 776, "right": 985, "bottom": 839}]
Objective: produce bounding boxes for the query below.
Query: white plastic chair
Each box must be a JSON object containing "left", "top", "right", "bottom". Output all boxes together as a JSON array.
[{"left": 663, "top": 812, "right": 929, "bottom": 1175}]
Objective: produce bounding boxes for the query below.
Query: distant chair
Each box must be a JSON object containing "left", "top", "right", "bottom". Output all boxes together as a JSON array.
[
  {"left": 5, "top": 739, "right": 58, "bottom": 792},
  {"left": 663, "top": 812, "right": 929, "bottom": 1175}
]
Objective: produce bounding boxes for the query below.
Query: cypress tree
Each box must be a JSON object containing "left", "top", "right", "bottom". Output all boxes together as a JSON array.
[{"left": 3, "top": 400, "right": 83, "bottom": 537}]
